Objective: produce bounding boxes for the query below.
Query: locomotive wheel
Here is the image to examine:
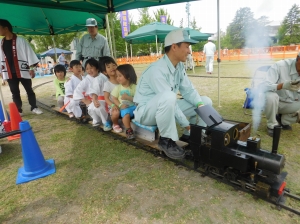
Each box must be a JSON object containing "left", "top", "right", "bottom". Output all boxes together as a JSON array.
[
  {"left": 224, "top": 169, "right": 237, "bottom": 182},
  {"left": 209, "top": 166, "right": 220, "bottom": 177}
]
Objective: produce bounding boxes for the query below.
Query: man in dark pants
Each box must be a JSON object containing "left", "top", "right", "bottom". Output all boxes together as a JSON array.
[{"left": 0, "top": 19, "right": 42, "bottom": 115}]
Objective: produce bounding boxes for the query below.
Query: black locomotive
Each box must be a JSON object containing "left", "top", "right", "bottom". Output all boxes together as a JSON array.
[{"left": 190, "top": 105, "right": 287, "bottom": 200}]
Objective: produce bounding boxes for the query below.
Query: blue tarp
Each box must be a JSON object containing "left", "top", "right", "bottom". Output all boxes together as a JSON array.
[{"left": 40, "top": 48, "right": 73, "bottom": 57}]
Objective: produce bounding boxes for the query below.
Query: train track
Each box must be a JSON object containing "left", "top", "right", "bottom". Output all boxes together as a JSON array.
[{"left": 33, "top": 80, "right": 300, "bottom": 216}]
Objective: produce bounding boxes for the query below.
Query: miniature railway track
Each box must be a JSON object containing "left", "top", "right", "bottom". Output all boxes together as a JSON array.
[{"left": 33, "top": 80, "right": 300, "bottom": 216}]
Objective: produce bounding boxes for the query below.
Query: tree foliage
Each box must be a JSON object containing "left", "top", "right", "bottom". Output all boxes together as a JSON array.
[
  {"left": 278, "top": 4, "right": 300, "bottom": 45},
  {"left": 31, "top": 33, "right": 78, "bottom": 53},
  {"left": 190, "top": 17, "right": 201, "bottom": 31},
  {"left": 153, "top": 8, "right": 174, "bottom": 25},
  {"left": 224, "top": 7, "right": 272, "bottom": 49}
]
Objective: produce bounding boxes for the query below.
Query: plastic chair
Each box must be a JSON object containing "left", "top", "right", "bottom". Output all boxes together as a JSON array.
[{"left": 243, "top": 65, "right": 271, "bottom": 116}]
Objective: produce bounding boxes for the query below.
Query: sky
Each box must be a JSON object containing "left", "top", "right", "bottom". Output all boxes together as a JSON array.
[{"left": 128, "top": 0, "right": 299, "bottom": 33}]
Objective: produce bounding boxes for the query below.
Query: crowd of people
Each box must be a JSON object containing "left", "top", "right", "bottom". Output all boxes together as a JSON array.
[{"left": 1, "top": 17, "right": 300, "bottom": 160}]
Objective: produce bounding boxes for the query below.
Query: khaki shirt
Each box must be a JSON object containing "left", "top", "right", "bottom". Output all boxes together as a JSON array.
[
  {"left": 76, "top": 33, "right": 110, "bottom": 67},
  {"left": 264, "top": 59, "right": 300, "bottom": 102}
]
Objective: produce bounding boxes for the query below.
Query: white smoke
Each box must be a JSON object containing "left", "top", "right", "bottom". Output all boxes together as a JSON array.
[{"left": 244, "top": 19, "right": 272, "bottom": 133}]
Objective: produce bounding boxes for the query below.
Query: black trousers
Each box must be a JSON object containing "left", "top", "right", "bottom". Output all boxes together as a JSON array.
[{"left": 7, "top": 77, "right": 37, "bottom": 113}]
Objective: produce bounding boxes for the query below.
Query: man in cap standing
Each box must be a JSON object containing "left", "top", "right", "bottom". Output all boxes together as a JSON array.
[
  {"left": 203, "top": 37, "right": 216, "bottom": 74},
  {"left": 134, "top": 29, "right": 212, "bottom": 160},
  {"left": 76, "top": 18, "right": 110, "bottom": 68}
]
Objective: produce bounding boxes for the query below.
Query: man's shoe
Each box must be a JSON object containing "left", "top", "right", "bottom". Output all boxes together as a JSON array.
[
  {"left": 276, "top": 114, "right": 292, "bottom": 130},
  {"left": 158, "top": 137, "right": 185, "bottom": 159},
  {"left": 267, "top": 127, "right": 274, "bottom": 137},
  {"left": 179, "top": 134, "right": 190, "bottom": 143}
]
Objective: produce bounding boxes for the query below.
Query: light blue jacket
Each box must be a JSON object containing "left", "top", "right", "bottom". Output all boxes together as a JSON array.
[{"left": 134, "top": 54, "right": 203, "bottom": 127}]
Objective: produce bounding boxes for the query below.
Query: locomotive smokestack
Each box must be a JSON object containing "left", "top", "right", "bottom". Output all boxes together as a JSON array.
[{"left": 272, "top": 125, "right": 282, "bottom": 154}]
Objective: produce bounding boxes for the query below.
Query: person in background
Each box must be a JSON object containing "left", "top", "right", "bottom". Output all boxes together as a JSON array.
[
  {"left": 0, "top": 19, "right": 43, "bottom": 115},
  {"left": 134, "top": 29, "right": 213, "bottom": 159},
  {"left": 202, "top": 37, "right": 216, "bottom": 74},
  {"left": 58, "top": 53, "right": 66, "bottom": 65},
  {"left": 76, "top": 18, "right": 110, "bottom": 68},
  {"left": 263, "top": 52, "right": 300, "bottom": 137},
  {"left": 53, "top": 64, "right": 67, "bottom": 109},
  {"left": 48, "top": 61, "right": 54, "bottom": 74}
]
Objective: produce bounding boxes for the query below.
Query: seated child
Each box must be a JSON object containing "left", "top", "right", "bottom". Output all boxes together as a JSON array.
[
  {"left": 111, "top": 64, "right": 137, "bottom": 139},
  {"left": 64, "top": 60, "right": 84, "bottom": 118},
  {"left": 89, "top": 57, "right": 111, "bottom": 129},
  {"left": 99, "top": 57, "right": 122, "bottom": 133},
  {"left": 73, "top": 58, "right": 99, "bottom": 119},
  {"left": 53, "top": 64, "right": 67, "bottom": 109}
]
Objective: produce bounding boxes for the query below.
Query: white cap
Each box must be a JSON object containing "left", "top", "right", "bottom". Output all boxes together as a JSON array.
[
  {"left": 208, "top": 37, "right": 213, "bottom": 41},
  {"left": 86, "top": 18, "right": 97, "bottom": 27},
  {"left": 164, "top": 29, "right": 198, "bottom": 47}
]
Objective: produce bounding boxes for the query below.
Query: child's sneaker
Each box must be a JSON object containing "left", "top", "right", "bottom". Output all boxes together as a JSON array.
[
  {"left": 32, "top": 108, "right": 43, "bottom": 114},
  {"left": 68, "top": 113, "right": 74, "bottom": 118},
  {"left": 126, "top": 128, "right": 134, "bottom": 139},
  {"left": 92, "top": 121, "right": 101, "bottom": 127},
  {"left": 103, "top": 121, "right": 112, "bottom": 131},
  {"left": 113, "top": 124, "right": 122, "bottom": 133}
]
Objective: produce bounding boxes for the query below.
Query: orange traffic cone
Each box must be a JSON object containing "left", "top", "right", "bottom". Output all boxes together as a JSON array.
[{"left": 7, "top": 102, "right": 22, "bottom": 141}]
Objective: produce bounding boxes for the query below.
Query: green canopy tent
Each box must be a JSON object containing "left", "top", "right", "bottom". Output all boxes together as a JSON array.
[
  {"left": 0, "top": 2, "right": 106, "bottom": 61},
  {"left": 184, "top": 27, "right": 210, "bottom": 41},
  {"left": 124, "top": 22, "right": 178, "bottom": 58},
  {"left": 1, "top": 0, "right": 200, "bottom": 14},
  {"left": 0, "top": 3, "right": 106, "bottom": 35}
]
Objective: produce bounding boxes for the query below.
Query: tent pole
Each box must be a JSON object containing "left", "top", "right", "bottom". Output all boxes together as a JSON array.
[
  {"left": 156, "top": 35, "right": 158, "bottom": 58},
  {"left": 51, "top": 36, "right": 57, "bottom": 63},
  {"left": 125, "top": 42, "right": 129, "bottom": 62},
  {"left": 217, "top": 0, "right": 221, "bottom": 107},
  {"left": 106, "top": 14, "right": 114, "bottom": 58},
  {"left": 130, "top": 44, "right": 132, "bottom": 64},
  {"left": 110, "top": 12, "right": 117, "bottom": 59},
  {"left": 105, "top": 29, "right": 108, "bottom": 40}
]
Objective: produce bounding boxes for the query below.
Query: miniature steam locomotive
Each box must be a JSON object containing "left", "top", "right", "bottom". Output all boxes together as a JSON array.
[{"left": 191, "top": 105, "right": 287, "bottom": 200}]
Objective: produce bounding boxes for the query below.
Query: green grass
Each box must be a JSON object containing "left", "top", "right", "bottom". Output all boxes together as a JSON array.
[{"left": 1, "top": 61, "right": 300, "bottom": 223}]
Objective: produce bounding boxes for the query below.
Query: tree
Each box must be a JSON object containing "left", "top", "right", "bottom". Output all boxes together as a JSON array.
[
  {"left": 246, "top": 15, "right": 272, "bottom": 48},
  {"left": 179, "top": 18, "right": 184, "bottom": 28},
  {"left": 137, "top": 8, "right": 154, "bottom": 26},
  {"left": 31, "top": 33, "right": 78, "bottom": 53},
  {"left": 278, "top": 4, "right": 300, "bottom": 45},
  {"left": 226, "top": 7, "right": 256, "bottom": 49},
  {"left": 190, "top": 17, "right": 201, "bottom": 31},
  {"left": 153, "top": 8, "right": 174, "bottom": 25}
]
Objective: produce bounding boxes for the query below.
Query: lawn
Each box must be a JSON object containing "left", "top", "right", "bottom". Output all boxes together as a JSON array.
[{"left": 0, "top": 60, "right": 300, "bottom": 223}]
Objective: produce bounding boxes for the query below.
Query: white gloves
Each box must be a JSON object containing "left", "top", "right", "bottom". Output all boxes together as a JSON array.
[{"left": 282, "top": 80, "right": 300, "bottom": 91}]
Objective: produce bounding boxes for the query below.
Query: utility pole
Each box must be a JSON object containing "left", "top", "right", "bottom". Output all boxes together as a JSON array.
[{"left": 185, "top": 3, "right": 191, "bottom": 28}]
